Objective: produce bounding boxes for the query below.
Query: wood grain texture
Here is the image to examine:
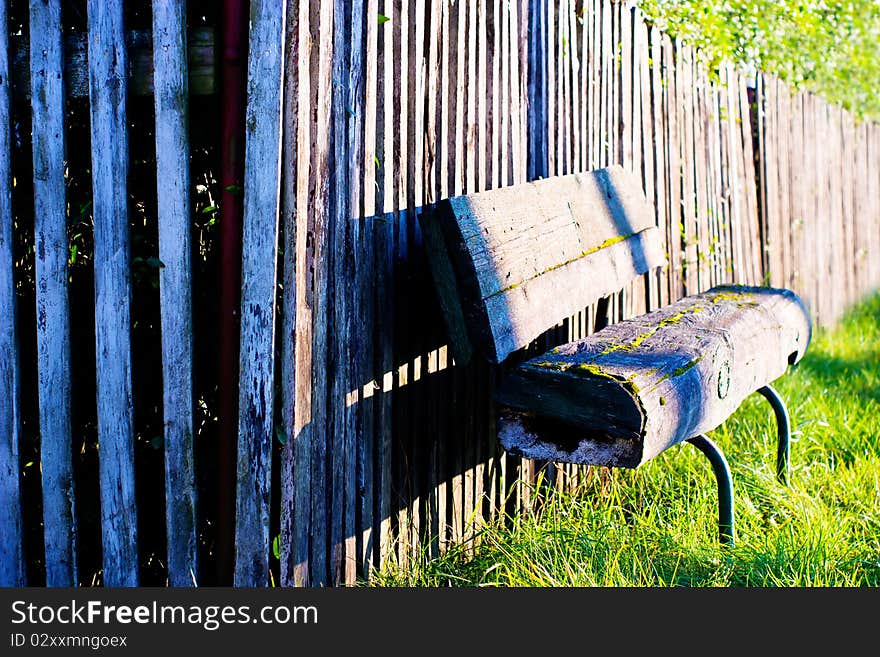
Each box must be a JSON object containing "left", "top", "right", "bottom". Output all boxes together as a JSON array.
[
  {"left": 497, "top": 286, "right": 811, "bottom": 467},
  {"left": 0, "top": 0, "right": 25, "bottom": 587},
  {"left": 736, "top": 71, "right": 761, "bottom": 286},
  {"left": 355, "top": 217, "right": 375, "bottom": 576},
  {"left": 752, "top": 71, "right": 878, "bottom": 328},
  {"left": 152, "top": 0, "right": 197, "bottom": 588},
  {"left": 307, "top": 0, "right": 335, "bottom": 586},
  {"left": 375, "top": 0, "right": 394, "bottom": 569},
  {"left": 280, "top": 0, "right": 314, "bottom": 588},
  {"left": 87, "top": 0, "right": 139, "bottom": 587},
  {"left": 279, "top": 0, "right": 301, "bottom": 588},
  {"left": 679, "top": 45, "right": 697, "bottom": 295},
  {"left": 234, "top": 0, "right": 286, "bottom": 587},
  {"left": 649, "top": 26, "right": 668, "bottom": 307},
  {"left": 328, "top": 0, "right": 350, "bottom": 587},
  {"left": 12, "top": 28, "right": 216, "bottom": 98},
  {"left": 30, "top": 0, "right": 76, "bottom": 588},
  {"left": 346, "top": 0, "right": 366, "bottom": 585},
  {"left": 420, "top": 165, "right": 666, "bottom": 363}
]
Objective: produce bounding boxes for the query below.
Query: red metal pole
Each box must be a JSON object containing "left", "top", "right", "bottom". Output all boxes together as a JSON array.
[{"left": 217, "top": 0, "right": 248, "bottom": 585}]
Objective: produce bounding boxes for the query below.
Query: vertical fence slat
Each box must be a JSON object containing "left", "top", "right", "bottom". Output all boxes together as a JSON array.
[
  {"left": 545, "top": 0, "right": 555, "bottom": 175},
  {"left": 328, "top": 0, "right": 351, "bottom": 587},
  {"left": 233, "top": 0, "right": 286, "bottom": 587},
  {"left": 375, "top": 0, "right": 394, "bottom": 570},
  {"left": 600, "top": 1, "right": 611, "bottom": 168},
  {"left": 411, "top": 0, "right": 427, "bottom": 562},
  {"left": 709, "top": 70, "right": 723, "bottom": 285},
  {"left": 392, "top": 0, "right": 411, "bottom": 570},
  {"left": 777, "top": 83, "right": 792, "bottom": 289},
  {"left": 462, "top": 0, "right": 478, "bottom": 542},
  {"left": 280, "top": 0, "right": 303, "bottom": 587},
  {"left": 448, "top": 0, "right": 465, "bottom": 544},
  {"left": 282, "top": 0, "right": 317, "bottom": 588},
  {"left": 347, "top": 0, "right": 366, "bottom": 585},
  {"left": 568, "top": 3, "right": 581, "bottom": 174},
  {"left": 649, "top": 26, "right": 668, "bottom": 307},
  {"left": 637, "top": 17, "right": 656, "bottom": 310},
  {"left": 527, "top": 0, "right": 548, "bottom": 179},
  {"left": 424, "top": 0, "right": 443, "bottom": 558},
  {"left": 722, "top": 66, "right": 742, "bottom": 284},
  {"left": 756, "top": 73, "right": 770, "bottom": 282},
  {"left": 309, "top": 0, "right": 336, "bottom": 586},
  {"left": 679, "top": 45, "right": 697, "bottom": 295},
  {"left": 477, "top": 0, "right": 488, "bottom": 190},
  {"left": 30, "top": 0, "right": 76, "bottom": 587},
  {"left": 738, "top": 71, "right": 760, "bottom": 286},
  {"left": 841, "top": 112, "right": 854, "bottom": 310},
  {"left": 152, "top": 0, "right": 197, "bottom": 588},
  {"left": 619, "top": 3, "right": 632, "bottom": 171},
  {"left": 87, "top": 0, "right": 139, "bottom": 587},
  {"left": 589, "top": 0, "right": 600, "bottom": 170},
  {"left": 611, "top": 1, "right": 621, "bottom": 169},
  {"left": 663, "top": 35, "right": 682, "bottom": 301},
  {"left": 578, "top": 1, "right": 589, "bottom": 172},
  {"left": 765, "top": 77, "right": 782, "bottom": 287},
  {"left": 693, "top": 59, "right": 710, "bottom": 290},
  {"left": 491, "top": 0, "right": 501, "bottom": 189},
  {"left": 0, "top": 0, "right": 25, "bottom": 588},
  {"left": 867, "top": 124, "right": 878, "bottom": 292}
]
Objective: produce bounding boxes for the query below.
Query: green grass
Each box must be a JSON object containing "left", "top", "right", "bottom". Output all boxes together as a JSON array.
[{"left": 373, "top": 293, "right": 880, "bottom": 587}]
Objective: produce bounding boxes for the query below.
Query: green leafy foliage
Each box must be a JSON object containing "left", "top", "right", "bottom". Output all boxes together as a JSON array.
[{"left": 638, "top": 0, "right": 880, "bottom": 120}]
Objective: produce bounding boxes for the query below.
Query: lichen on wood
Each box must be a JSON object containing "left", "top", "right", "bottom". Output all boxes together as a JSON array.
[
  {"left": 420, "top": 165, "right": 667, "bottom": 363},
  {"left": 496, "top": 285, "right": 811, "bottom": 468}
]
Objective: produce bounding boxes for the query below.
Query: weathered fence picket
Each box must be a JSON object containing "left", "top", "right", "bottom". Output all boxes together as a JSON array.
[
  {"left": 87, "top": 0, "right": 139, "bottom": 587},
  {"left": 152, "top": 0, "right": 198, "bottom": 587},
  {"left": 0, "top": 0, "right": 25, "bottom": 589},
  {"left": 30, "top": 0, "right": 77, "bottom": 588},
  {"left": 279, "top": 0, "right": 307, "bottom": 589},
  {"left": 234, "top": 0, "right": 286, "bottom": 587}
]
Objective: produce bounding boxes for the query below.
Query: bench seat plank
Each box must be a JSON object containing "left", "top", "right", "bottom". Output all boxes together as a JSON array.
[{"left": 495, "top": 285, "right": 811, "bottom": 467}]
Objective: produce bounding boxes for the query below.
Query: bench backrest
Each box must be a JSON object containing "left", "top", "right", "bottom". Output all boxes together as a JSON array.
[{"left": 420, "top": 165, "right": 666, "bottom": 363}]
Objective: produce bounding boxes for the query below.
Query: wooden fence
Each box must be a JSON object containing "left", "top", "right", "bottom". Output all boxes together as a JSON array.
[
  {"left": 1, "top": 0, "right": 878, "bottom": 588},
  {"left": 756, "top": 75, "right": 880, "bottom": 327}
]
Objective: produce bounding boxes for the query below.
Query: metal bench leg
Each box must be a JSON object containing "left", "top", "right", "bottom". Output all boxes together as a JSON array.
[
  {"left": 757, "top": 385, "right": 791, "bottom": 485},
  {"left": 687, "top": 435, "right": 735, "bottom": 546}
]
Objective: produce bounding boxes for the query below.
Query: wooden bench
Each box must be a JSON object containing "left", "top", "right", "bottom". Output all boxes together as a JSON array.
[{"left": 419, "top": 165, "right": 811, "bottom": 545}]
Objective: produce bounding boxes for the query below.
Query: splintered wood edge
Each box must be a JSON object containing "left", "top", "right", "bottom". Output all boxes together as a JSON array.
[{"left": 497, "top": 407, "right": 645, "bottom": 468}]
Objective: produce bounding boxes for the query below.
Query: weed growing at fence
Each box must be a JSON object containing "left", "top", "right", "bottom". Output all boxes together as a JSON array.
[{"left": 373, "top": 293, "right": 880, "bottom": 586}]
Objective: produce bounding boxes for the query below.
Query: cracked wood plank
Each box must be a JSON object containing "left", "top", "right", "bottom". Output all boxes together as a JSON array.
[{"left": 421, "top": 165, "right": 665, "bottom": 363}]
